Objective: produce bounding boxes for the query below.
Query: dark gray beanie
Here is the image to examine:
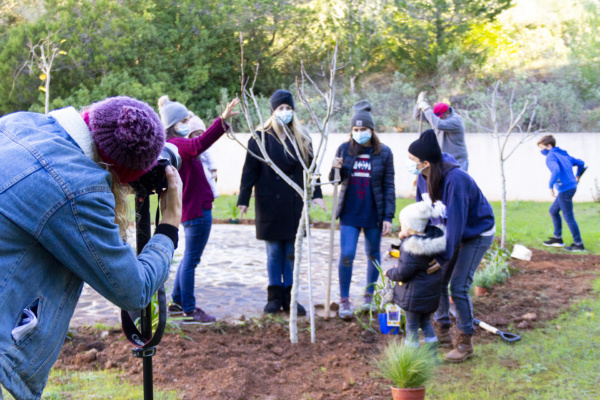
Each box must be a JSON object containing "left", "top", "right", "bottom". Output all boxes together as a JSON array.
[
  {"left": 270, "top": 89, "right": 295, "bottom": 111},
  {"left": 350, "top": 100, "right": 375, "bottom": 131},
  {"left": 158, "top": 96, "right": 189, "bottom": 129}
]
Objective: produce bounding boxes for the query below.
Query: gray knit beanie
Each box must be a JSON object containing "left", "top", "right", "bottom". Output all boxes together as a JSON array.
[
  {"left": 350, "top": 100, "right": 375, "bottom": 131},
  {"left": 158, "top": 95, "right": 189, "bottom": 129}
]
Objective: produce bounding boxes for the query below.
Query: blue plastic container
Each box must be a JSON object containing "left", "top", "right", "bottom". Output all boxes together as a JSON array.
[{"left": 378, "top": 313, "right": 400, "bottom": 335}]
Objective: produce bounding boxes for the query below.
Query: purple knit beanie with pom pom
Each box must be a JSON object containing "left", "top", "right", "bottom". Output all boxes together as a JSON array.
[{"left": 86, "top": 96, "right": 164, "bottom": 184}]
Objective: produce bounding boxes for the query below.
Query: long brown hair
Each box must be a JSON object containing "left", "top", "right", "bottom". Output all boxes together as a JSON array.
[
  {"left": 425, "top": 161, "right": 456, "bottom": 203},
  {"left": 348, "top": 130, "right": 382, "bottom": 156}
]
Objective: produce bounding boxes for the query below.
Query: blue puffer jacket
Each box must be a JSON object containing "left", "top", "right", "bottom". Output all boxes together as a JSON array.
[
  {"left": 544, "top": 147, "right": 585, "bottom": 193},
  {"left": 0, "top": 108, "right": 174, "bottom": 400},
  {"left": 329, "top": 141, "right": 396, "bottom": 225}
]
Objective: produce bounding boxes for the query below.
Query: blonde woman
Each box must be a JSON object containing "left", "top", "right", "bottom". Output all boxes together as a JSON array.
[
  {"left": 238, "top": 89, "right": 326, "bottom": 315},
  {"left": 0, "top": 96, "right": 182, "bottom": 399}
]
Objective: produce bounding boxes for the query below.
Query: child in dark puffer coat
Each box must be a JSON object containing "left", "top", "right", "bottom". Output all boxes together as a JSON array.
[{"left": 384, "top": 199, "right": 446, "bottom": 347}]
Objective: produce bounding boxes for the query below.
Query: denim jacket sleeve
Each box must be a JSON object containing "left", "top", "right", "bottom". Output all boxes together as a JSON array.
[{"left": 38, "top": 188, "right": 174, "bottom": 311}]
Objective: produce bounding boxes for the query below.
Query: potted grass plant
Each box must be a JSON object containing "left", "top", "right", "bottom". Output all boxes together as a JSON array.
[
  {"left": 473, "top": 246, "right": 512, "bottom": 296},
  {"left": 375, "top": 339, "right": 435, "bottom": 400}
]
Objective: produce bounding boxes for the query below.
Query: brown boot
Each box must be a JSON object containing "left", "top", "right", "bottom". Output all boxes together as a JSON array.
[
  {"left": 444, "top": 332, "right": 474, "bottom": 363},
  {"left": 433, "top": 321, "right": 453, "bottom": 349}
]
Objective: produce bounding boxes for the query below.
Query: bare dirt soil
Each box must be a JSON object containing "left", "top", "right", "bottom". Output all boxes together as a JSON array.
[{"left": 55, "top": 249, "right": 600, "bottom": 399}]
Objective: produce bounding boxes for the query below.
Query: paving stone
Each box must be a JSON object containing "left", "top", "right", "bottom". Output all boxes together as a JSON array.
[{"left": 70, "top": 224, "right": 398, "bottom": 326}]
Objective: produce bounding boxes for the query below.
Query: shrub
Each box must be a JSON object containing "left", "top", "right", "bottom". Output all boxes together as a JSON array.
[
  {"left": 473, "top": 245, "right": 511, "bottom": 289},
  {"left": 374, "top": 339, "right": 435, "bottom": 389}
]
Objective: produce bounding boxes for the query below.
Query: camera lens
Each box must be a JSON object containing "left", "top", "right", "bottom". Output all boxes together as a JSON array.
[{"left": 159, "top": 143, "right": 182, "bottom": 171}]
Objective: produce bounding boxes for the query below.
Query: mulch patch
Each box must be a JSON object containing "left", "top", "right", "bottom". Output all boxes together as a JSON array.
[{"left": 55, "top": 249, "right": 600, "bottom": 399}]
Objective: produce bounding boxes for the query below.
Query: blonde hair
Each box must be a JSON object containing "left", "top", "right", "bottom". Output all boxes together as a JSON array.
[
  {"left": 257, "top": 113, "right": 312, "bottom": 164},
  {"left": 101, "top": 164, "right": 131, "bottom": 240}
]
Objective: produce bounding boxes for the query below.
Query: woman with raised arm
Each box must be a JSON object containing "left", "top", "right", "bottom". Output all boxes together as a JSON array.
[{"left": 159, "top": 95, "right": 239, "bottom": 324}]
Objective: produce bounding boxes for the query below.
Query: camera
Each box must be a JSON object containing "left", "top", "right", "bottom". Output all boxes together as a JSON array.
[{"left": 130, "top": 143, "right": 182, "bottom": 196}]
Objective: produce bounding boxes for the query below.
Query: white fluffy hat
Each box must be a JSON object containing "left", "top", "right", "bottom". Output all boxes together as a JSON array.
[{"left": 399, "top": 198, "right": 445, "bottom": 233}]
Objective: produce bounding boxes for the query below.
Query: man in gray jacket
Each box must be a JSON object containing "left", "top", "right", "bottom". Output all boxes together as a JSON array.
[{"left": 414, "top": 92, "right": 469, "bottom": 171}]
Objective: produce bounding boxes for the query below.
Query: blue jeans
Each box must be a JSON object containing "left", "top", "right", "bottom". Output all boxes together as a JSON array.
[
  {"left": 550, "top": 188, "right": 582, "bottom": 244},
  {"left": 338, "top": 224, "right": 382, "bottom": 299},
  {"left": 172, "top": 210, "right": 212, "bottom": 313},
  {"left": 265, "top": 240, "right": 295, "bottom": 287},
  {"left": 404, "top": 311, "right": 436, "bottom": 344},
  {"left": 435, "top": 234, "right": 494, "bottom": 335}
]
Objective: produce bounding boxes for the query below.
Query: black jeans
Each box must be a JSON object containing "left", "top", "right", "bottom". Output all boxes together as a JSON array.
[{"left": 434, "top": 234, "right": 494, "bottom": 335}]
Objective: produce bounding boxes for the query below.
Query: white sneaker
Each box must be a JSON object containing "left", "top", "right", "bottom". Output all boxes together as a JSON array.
[
  {"left": 359, "top": 295, "right": 378, "bottom": 313},
  {"left": 338, "top": 298, "right": 354, "bottom": 320}
]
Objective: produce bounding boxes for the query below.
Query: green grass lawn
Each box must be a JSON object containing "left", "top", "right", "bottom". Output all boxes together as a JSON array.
[
  {"left": 133, "top": 194, "right": 599, "bottom": 253},
  {"left": 1, "top": 369, "right": 179, "bottom": 400},
  {"left": 427, "top": 277, "right": 600, "bottom": 399},
  {"left": 206, "top": 195, "right": 599, "bottom": 254}
]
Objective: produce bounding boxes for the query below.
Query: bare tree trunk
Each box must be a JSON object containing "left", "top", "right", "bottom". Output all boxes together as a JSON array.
[
  {"left": 350, "top": 75, "right": 356, "bottom": 95},
  {"left": 500, "top": 156, "right": 507, "bottom": 249},
  {"left": 303, "top": 175, "right": 315, "bottom": 343},
  {"left": 44, "top": 74, "right": 50, "bottom": 115},
  {"left": 289, "top": 202, "right": 307, "bottom": 344}
]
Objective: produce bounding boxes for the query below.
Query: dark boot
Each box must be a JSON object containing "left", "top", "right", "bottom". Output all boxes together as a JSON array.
[
  {"left": 433, "top": 320, "right": 453, "bottom": 349},
  {"left": 264, "top": 285, "right": 283, "bottom": 314},
  {"left": 282, "top": 286, "right": 306, "bottom": 316},
  {"left": 444, "top": 332, "right": 474, "bottom": 363}
]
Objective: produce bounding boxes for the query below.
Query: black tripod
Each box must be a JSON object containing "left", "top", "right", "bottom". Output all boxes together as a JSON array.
[{"left": 120, "top": 193, "right": 168, "bottom": 400}]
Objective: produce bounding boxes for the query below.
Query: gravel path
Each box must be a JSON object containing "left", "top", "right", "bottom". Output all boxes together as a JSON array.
[{"left": 71, "top": 224, "right": 398, "bottom": 326}]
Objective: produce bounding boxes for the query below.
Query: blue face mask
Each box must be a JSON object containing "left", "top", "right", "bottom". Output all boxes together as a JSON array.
[
  {"left": 352, "top": 129, "right": 372, "bottom": 145},
  {"left": 540, "top": 149, "right": 549, "bottom": 156},
  {"left": 176, "top": 124, "right": 190, "bottom": 137},
  {"left": 406, "top": 159, "right": 425, "bottom": 175},
  {"left": 275, "top": 110, "right": 293, "bottom": 125}
]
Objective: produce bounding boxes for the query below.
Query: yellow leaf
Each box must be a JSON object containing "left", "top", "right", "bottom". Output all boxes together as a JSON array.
[
  {"left": 39, "top": 73, "right": 47, "bottom": 80},
  {"left": 60, "top": 39, "right": 67, "bottom": 44},
  {"left": 39, "top": 86, "right": 47, "bottom": 93},
  {"left": 59, "top": 51, "right": 67, "bottom": 55}
]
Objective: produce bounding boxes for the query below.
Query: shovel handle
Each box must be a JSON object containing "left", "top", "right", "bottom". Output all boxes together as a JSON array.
[{"left": 474, "top": 318, "right": 521, "bottom": 343}]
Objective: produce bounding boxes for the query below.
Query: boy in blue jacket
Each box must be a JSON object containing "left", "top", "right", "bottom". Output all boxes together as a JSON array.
[{"left": 538, "top": 135, "right": 587, "bottom": 252}]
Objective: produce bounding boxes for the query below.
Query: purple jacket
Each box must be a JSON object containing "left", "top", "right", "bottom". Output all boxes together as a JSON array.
[{"left": 168, "top": 118, "right": 228, "bottom": 223}]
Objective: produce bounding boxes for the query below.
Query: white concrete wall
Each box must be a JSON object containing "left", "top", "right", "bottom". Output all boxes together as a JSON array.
[{"left": 209, "top": 133, "right": 600, "bottom": 202}]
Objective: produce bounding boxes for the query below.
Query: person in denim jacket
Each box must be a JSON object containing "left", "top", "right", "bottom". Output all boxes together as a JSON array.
[{"left": 0, "top": 97, "right": 182, "bottom": 400}]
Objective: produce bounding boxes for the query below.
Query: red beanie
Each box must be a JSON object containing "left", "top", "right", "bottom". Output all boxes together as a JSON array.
[{"left": 433, "top": 103, "right": 449, "bottom": 116}]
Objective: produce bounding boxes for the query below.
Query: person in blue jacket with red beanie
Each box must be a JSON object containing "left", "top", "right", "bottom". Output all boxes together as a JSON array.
[
  {"left": 538, "top": 135, "right": 587, "bottom": 252},
  {"left": 402, "top": 129, "right": 495, "bottom": 363}
]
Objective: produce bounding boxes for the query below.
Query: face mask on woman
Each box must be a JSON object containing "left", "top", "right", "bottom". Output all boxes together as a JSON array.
[
  {"left": 406, "top": 159, "right": 425, "bottom": 175},
  {"left": 352, "top": 129, "right": 372, "bottom": 145},
  {"left": 540, "top": 149, "right": 549, "bottom": 156},
  {"left": 275, "top": 110, "right": 293, "bottom": 125},
  {"left": 176, "top": 124, "right": 190, "bottom": 137}
]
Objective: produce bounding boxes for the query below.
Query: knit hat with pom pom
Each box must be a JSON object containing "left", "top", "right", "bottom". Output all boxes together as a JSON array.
[
  {"left": 83, "top": 96, "right": 164, "bottom": 184},
  {"left": 399, "top": 197, "right": 445, "bottom": 233},
  {"left": 158, "top": 95, "right": 189, "bottom": 129}
]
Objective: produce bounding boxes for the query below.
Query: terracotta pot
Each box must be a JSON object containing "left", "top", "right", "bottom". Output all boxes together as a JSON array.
[
  {"left": 474, "top": 286, "right": 490, "bottom": 296},
  {"left": 391, "top": 386, "right": 426, "bottom": 400}
]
